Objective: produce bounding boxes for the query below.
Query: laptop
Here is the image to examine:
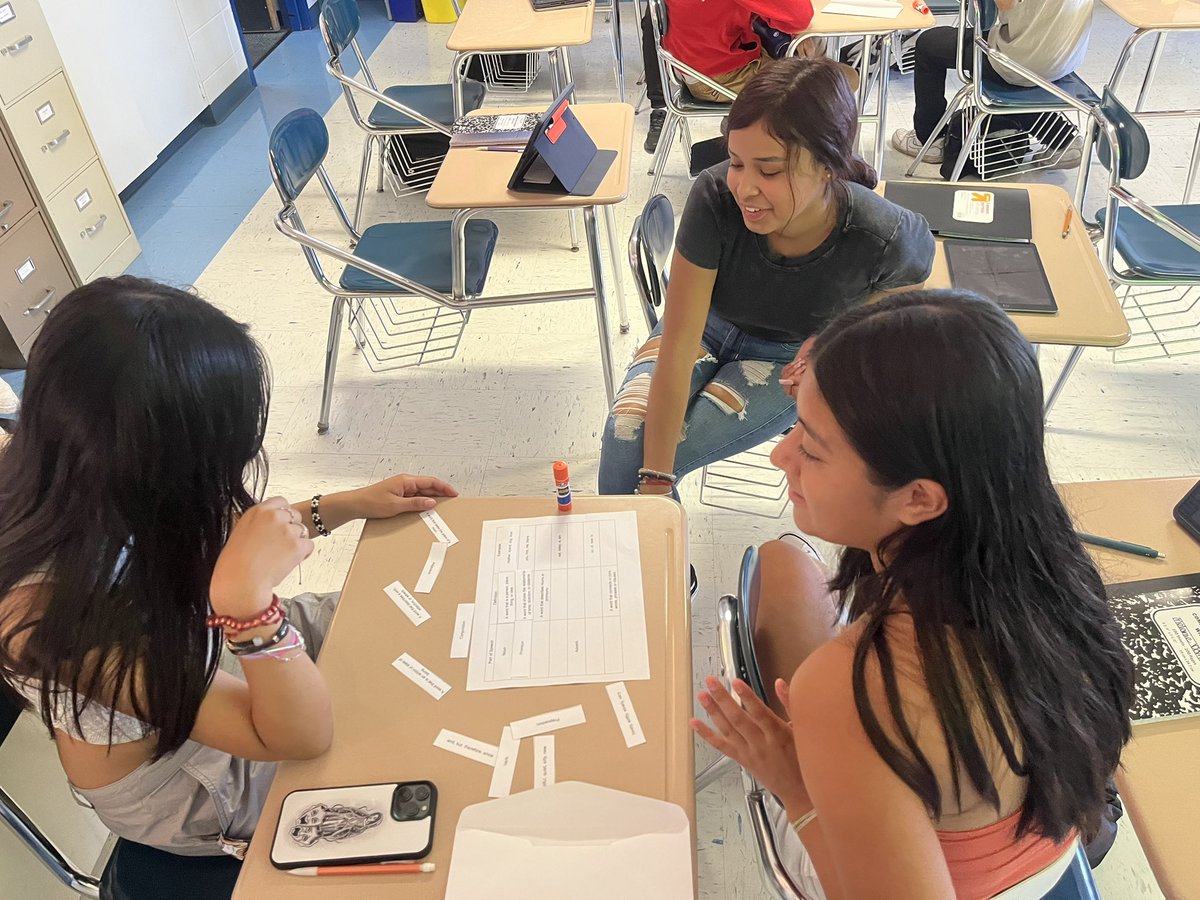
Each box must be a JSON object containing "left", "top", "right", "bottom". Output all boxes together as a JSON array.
[{"left": 884, "top": 181, "right": 1032, "bottom": 243}]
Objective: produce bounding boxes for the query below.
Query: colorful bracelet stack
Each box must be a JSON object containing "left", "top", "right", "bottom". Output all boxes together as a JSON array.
[
  {"left": 228, "top": 622, "right": 307, "bottom": 663},
  {"left": 206, "top": 594, "right": 283, "bottom": 634},
  {"left": 635, "top": 467, "right": 677, "bottom": 494}
]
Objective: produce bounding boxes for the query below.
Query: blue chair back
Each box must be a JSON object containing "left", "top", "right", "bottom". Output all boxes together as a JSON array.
[
  {"left": 320, "top": 0, "right": 360, "bottom": 58},
  {"left": 1096, "top": 87, "right": 1151, "bottom": 180},
  {"left": 640, "top": 194, "right": 674, "bottom": 305},
  {"left": 269, "top": 108, "right": 329, "bottom": 204},
  {"left": 733, "top": 546, "right": 768, "bottom": 702},
  {"left": 974, "top": 0, "right": 998, "bottom": 32}
]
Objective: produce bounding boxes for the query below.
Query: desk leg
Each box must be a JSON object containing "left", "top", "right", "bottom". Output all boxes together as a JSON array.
[
  {"left": 1136, "top": 32, "right": 1166, "bottom": 113},
  {"left": 549, "top": 49, "right": 581, "bottom": 252},
  {"left": 602, "top": 204, "right": 630, "bottom": 333},
  {"left": 874, "top": 35, "right": 893, "bottom": 170},
  {"left": 1107, "top": 30, "right": 1148, "bottom": 102},
  {"left": 1043, "top": 345, "right": 1084, "bottom": 418},
  {"left": 585, "top": 205, "right": 617, "bottom": 404},
  {"left": 610, "top": 0, "right": 626, "bottom": 103},
  {"left": 452, "top": 52, "right": 470, "bottom": 118}
]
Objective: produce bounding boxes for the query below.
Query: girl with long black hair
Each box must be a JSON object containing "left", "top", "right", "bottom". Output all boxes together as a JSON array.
[
  {"left": 693, "top": 290, "right": 1133, "bottom": 899},
  {"left": 0, "top": 277, "right": 456, "bottom": 856}
]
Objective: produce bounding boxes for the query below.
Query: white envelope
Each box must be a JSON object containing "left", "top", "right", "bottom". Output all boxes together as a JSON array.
[{"left": 444, "top": 781, "right": 693, "bottom": 899}]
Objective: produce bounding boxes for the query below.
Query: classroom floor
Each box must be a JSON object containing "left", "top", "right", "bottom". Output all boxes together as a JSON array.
[{"left": 3, "top": 4, "right": 1196, "bottom": 897}]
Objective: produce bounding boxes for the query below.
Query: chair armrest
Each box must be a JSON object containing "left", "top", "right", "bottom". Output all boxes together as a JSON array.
[
  {"left": 1109, "top": 185, "right": 1200, "bottom": 257},
  {"left": 657, "top": 48, "right": 739, "bottom": 101},
  {"left": 745, "top": 789, "right": 810, "bottom": 900},
  {"left": 325, "top": 63, "right": 453, "bottom": 136},
  {"left": 273, "top": 208, "right": 452, "bottom": 305}
]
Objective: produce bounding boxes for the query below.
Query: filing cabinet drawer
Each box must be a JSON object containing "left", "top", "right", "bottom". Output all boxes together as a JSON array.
[
  {"left": 45, "top": 159, "right": 129, "bottom": 280},
  {"left": 5, "top": 72, "right": 97, "bottom": 198},
  {"left": 0, "top": 0, "right": 62, "bottom": 106},
  {"left": 0, "top": 211, "right": 71, "bottom": 366},
  {"left": 0, "top": 129, "right": 35, "bottom": 238}
]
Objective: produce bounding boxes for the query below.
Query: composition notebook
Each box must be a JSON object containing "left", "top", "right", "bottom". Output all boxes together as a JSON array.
[
  {"left": 884, "top": 182, "right": 1032, "bottom": 243},
  {"left": 1106, "top": 573, "right": 1200, "bottom": 723},
  {"left": 943, "top": 240, "right": 1057, "bottom": 314}
]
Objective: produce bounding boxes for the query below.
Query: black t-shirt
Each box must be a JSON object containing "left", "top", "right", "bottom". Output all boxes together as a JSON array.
[{"left": 675, "top": 162, "right": 936, "bottom": 342}]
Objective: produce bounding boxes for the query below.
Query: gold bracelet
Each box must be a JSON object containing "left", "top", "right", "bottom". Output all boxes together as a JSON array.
[{"left": 790, "top": 808, "right": 819, "bottom": 835}]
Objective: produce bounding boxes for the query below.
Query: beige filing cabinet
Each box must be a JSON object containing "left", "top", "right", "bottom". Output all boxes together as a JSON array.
[{"left": 0, "top": 0, "right": 139, "bottom": 364}]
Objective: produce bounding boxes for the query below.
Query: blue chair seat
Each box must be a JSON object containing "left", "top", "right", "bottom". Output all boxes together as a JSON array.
[
  {"left": 339, "top": 219, "right": 499, "bottom": 295},
  {"left": 675, "top": 90, "right": 734, "bottom": 112},
  {"left": 981, "top": 71, "right": 1098, "bottom": 109},
  {"left": 1097, "top": 204, "right": 1200, "bottom": 279},
  {"left": 368, "top": 81, "right": 486, "bottom": 129}
]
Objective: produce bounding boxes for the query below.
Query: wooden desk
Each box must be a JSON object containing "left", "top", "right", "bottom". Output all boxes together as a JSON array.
[
  {"left": 232, "top": 496, "right": 694, "bottom": 898},
  {"left": 788, "top": 1, "right": 937, "bottom": 167},
  {"left": 427, "top": 103, "right": 635, "bottom": 402},
  {"left": 887, "top": 180, "right": 1130, "bottom": 412},
  {"left": 1058, "top": 476, "right": 1200, "bottom": 900},
  {"left": 447, "top": 0, "right": 596, "bottom": 115},
  {"left": 1100, "top": 0, "right": 1200, "bottom": 115}
]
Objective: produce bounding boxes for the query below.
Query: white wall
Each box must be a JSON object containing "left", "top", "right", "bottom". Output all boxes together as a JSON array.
[{"left": 41, "top": 0, "right": 248, "bottom": 192}]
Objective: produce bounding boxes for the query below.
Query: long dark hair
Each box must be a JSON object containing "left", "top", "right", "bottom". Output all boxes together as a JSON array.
[
  {"left": 0, "top": 277, "right": 270, "bottom": 758},
  {"left": 726, "top": 56, "right": 877, "bottom": 189},
  {"left": 813, "top": 290, "right": 1132, "bottom": 841}
]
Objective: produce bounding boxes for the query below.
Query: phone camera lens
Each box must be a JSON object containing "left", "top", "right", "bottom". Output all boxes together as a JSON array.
[
  {"left": 414, "top": 785, "right": 431, "bottom": 801},
  {"left": 398, "top": 786, "right": 414, "bottom": 803},
  {"left": 400, "top": 800, "right": 421, "bottom": 819}
]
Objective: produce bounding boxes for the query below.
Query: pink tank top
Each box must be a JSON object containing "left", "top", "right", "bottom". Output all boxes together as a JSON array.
[{"left": 938, "top": 809, "right": 1076, "bottom": 899}]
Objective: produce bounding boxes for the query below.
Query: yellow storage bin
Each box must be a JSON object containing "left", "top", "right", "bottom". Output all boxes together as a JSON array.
[{"left": 423, "top": 0, "right": 461, "bottom": 23}]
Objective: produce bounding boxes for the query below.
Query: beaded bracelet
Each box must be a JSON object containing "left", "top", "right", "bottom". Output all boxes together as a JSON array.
[
  {"left": 311, "top": 494, "right": 330, "bottom": 538},
  {"left": 206, "top": 594, "right": 283, "bottom": 634},
  {"left": 789, "top": 808, "right": 818, "bottom": 835},
  {"left": 225, "top": 619, "right": 292, "bottom": 656},
  {"left": 237, "top": 626, "right": 306, "bottom": 663},
  {"left": 637, "top": 467, "right": 677, "bottom": 484}
]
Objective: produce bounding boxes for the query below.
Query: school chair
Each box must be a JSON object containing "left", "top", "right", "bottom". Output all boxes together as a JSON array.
[
  {"left": 319, "top": 0, "right": 486, "bottom": 230},
  {"left": 627, "top": 193, "right": 674, "bottom": 331},
  {"left": 644, "top": 0, "right": 738, "bottom": 198},
  {"left": 269, "top": 108, "right": 499, "bottom": 434},
  {"left": 713, "top": 547, "right": 1102, "bottom": 900},
  {"left": 0, "top": 694, "right": 242, "bottom": 900},
  {"left": 905, "top": 0, "right": 1098, "bottom": 192}
]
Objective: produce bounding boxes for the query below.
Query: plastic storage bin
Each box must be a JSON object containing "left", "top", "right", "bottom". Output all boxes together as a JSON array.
[
  {"left": 422, "top": 0, "right": 461, "bottom": 23},
  {"left": 384, "top": 0, "right": 423, "bottom": 21}
]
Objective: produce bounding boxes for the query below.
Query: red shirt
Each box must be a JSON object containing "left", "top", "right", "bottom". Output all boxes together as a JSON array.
[{"left": 662, "top": 0, "right": 814, "bottom": 78}]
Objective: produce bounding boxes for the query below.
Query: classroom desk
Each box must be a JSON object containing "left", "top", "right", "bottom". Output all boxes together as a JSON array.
[
  {"left": 232, "top": 496, "right": 694, "bottom": 898},
  {"left": 1057, "top": 477, "right": 1200, "bottom": 900},
  {"left": 447, "top": 0, "right": 597, "bottom": 115},
  {"left": 787, "top": 1, "right": 936, "bottom": 167},
  {"left": 1101, "top": 0, "right": 1200, "bottom": 114},
  {"left": 891, "top": 180, "right": 1131, "bottom": 412},
  {"left": 426, "top": 102, "right": 634, "bottom": 403}
]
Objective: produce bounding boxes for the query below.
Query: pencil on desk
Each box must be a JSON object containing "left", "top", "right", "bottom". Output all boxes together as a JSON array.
[
  {"left": 286, "top": 862, "right": 435, "bottom": 876},
  {"left": 1076, "top": 530, "right": 1165, "bottom": 560},
  {"left": 1061, "top": 207, "right": 1073, "bottom": 239}
]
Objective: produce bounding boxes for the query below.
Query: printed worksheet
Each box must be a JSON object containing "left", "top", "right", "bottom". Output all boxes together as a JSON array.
[{"left": 466, "top": 511, "right": 650, "bottom": 691}]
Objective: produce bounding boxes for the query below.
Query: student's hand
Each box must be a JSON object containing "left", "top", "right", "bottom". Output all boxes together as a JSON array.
[
  {"left": 691, "top": 675, "right": 810, "bottom": 811},
  {"left": 778, "top": 337, "right": 815, "bottom": 400},
  {"left": 347, "top": 474, "right": 459, "bottom": 519},
  {"left": 211, "top": 497, "right": 314, "bottom": 619}
]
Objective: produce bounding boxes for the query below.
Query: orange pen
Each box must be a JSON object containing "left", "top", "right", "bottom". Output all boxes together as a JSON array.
[{"left": 287, "top": 862, "right": 435, "bottom": 876}]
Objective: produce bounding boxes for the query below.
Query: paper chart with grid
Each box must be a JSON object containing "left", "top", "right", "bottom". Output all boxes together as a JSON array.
[{"left": 466, "top": 511, "right": 649, "bottom": 691}]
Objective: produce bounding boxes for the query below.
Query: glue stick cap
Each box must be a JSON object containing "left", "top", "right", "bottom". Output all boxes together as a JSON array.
[{"left": 553, "top": 460, "right": 569, "bottom": 481}]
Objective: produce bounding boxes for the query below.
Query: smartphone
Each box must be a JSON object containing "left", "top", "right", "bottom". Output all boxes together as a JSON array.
[
  {"left": 270, "top": 780, "right": 437, "bottom": 869},
  {"left": 1173, "top": 479, "right": 1200, "bottom": 544}
]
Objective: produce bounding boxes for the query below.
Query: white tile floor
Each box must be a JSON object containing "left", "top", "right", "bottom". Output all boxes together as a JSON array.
[{"left": 6, "top": 5, "right": 1200, "bottom": 897}]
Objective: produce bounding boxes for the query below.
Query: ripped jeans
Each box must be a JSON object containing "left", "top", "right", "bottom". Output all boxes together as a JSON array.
[{"left": 598, "top": 312, "right": 801, "bottom": 494}]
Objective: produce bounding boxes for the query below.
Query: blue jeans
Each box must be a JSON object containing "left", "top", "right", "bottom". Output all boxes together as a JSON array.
[{"left": 598, "top": 312, "right": 801, "bottom": 494}]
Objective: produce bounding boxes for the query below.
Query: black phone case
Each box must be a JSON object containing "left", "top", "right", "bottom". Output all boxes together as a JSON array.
[{"left": 1172, "top": 480, "right": 1200, "bottom": 543}]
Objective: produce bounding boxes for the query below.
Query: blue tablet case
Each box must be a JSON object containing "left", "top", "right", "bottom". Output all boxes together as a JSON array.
[{"left": 508, "top": 86, "right": 616, "bottom": 197}]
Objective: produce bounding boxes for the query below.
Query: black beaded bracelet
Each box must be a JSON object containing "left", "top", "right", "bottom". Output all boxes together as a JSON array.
[
  {"left": 225, "top": 620, "right": 292, "bottom": 656},
  {"left": 311, "top": 494, "right": 330, "bottom": 537}
]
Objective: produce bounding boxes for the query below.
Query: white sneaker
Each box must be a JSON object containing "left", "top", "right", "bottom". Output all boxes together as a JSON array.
[
  {"left": 1034, "top": 136, "right": 1084, "bottom": 170},
  {"left": 890, "top": 128, "right": 943, "bottom": 164}
]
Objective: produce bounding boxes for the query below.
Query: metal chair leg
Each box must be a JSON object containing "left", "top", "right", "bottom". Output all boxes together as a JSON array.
[
  {"left": 634, "top": 84, "right": 648, "bottom": 114},
  {"left": 695, "top": 755, "right": 738, "bottom": 792},
  {"left": 648, "top": 113, "right": 679, "bottom": 197},
  {"left": 353, "top": 135, "right": 374, "bottom": 235},
  {"left": 905, "top": 85, "right": 971, "bottom": 175},
  {"left": 1136, "top": 32, "right": 1167, "bottom": 113},
  {"left": 376, "top": 135, "right": 386, "bottom": 193},
  {"left": 318, "top": 298, "right": 346, "bottom": 435},
  {"left": 949, "top": 111, "right": 987, "bottom": 182},
  {"left": 608, "top": 0, "right": 625, "bottom": 103},
  {"left": 1043, "top": 345, "right": 1084, "bottom": 418},
  {"left": 568, "top": 210, "right": 581, "bottom": 252},
  {"left": 602, "top": 204, "right": 630, "bottom": 333}
]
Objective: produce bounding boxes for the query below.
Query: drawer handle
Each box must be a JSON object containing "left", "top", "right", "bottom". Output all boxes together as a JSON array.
[
  {"left": 1, "top": 34, "right": 33, "bottom": 55},
  {"left": 80, "top": 214, "right": 107, "bottom": 238},
  {"left": 23, "top": 288, "right": 56, "bottom": 318},
  {"left": 41, "top": 129, "right": 70, "bottom": 152},
  {"left": 0, "top": 199, "right": 12, "bottom": 232}
]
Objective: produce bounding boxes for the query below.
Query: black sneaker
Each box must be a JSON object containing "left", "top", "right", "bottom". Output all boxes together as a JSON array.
[{"left": 644, "top": 109, "right": 666, "bottom": 154}]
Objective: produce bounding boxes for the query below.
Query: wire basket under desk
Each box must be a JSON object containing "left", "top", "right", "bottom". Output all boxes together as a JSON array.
[
  {"left": 474, "top": 52, "right": 544, "bottom": 94},
  {"left": 346, "top": 296, "right": 470, "bottom": 371},
  {"left": 1113, "top": 284, "right": 1200, "bottom": 363},
  {"left": 698, "top": 435, "right": 791, "bottom": 519}
]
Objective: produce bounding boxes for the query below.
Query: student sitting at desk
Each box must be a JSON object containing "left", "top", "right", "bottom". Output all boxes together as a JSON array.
[
  {"left": 890, "top": 0, "right": 1093, "bottom": 174},
  {"left": 598, "top": 58, "right": 934, "bottom": 496},
  {"left": 693, "top": 290, "right": 1133, "bottom": 899},
  {"left": 0, "top": 277, "right": 456, "bottom": 859}
]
